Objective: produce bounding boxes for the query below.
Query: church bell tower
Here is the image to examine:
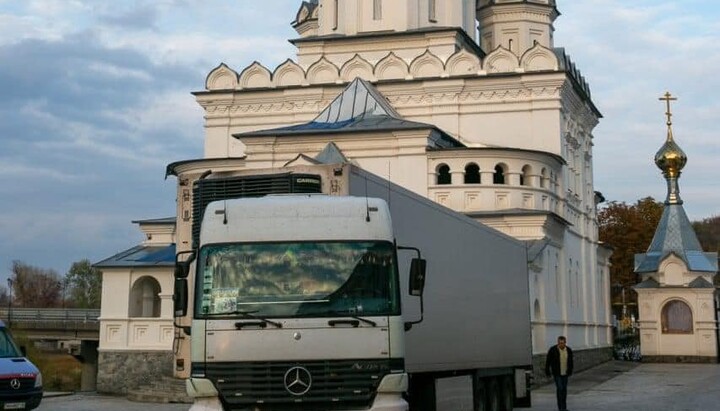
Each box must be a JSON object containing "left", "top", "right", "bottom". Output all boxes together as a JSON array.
[
  {"left": 476, "top": 0, "right": 559, "bottom": 55},
  {"left": 291, "top": 0, "right": 480, "bottom": 68},
  {"left": 294, "top": 0, "right": 477, "bottom": 41}
]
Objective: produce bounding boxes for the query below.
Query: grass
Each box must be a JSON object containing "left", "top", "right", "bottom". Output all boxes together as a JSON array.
[{"left": 11, "top": 332, "right": 83, "bottom": 391}]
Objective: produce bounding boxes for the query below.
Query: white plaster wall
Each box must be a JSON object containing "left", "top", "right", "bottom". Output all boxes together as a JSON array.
[
  {"left": 316, "top": 0, "right": 475, "bottom": 38},
  {"left": 100, "top": 269, "right": 130, "bottom": 318},
  {"left": 99, "top": 268, "right": 175, "bottom": 351},
  {"left": 638, "top": 289, "right": 718, "bottom": 359}
]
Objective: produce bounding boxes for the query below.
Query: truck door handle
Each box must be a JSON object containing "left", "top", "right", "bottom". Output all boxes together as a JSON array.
[
  {"left": 235, "top": 321, "right": 268, "bottom": 329},
  {"left": 328, "top": 319, "right": 360, "bottom": 328}
]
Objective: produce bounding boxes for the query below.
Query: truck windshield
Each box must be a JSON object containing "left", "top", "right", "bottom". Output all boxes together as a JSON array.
[
  {"left": 195, "top": 241, "right": 400, "bottom": 318},
  {"left": 0, "top": 328, "right": 22, "bottom": 358}
]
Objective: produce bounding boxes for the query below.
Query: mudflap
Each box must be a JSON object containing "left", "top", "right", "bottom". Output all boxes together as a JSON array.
[{"left": 513, "top": 368, "right": 532, "bottom": 408}]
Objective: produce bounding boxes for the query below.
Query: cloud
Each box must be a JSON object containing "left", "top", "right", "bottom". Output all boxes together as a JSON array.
[
  {"left": 98, "top": 4, "right": 159, "bottom": 30},
  {"left": 555, "top": 1, "right": 720, "bottom": 220},
  {"left": 0, "top": 4, "right": 209, "bottom": 278},
  {"left": 2, "top": 0, "right": 719, "bottom": 280}
]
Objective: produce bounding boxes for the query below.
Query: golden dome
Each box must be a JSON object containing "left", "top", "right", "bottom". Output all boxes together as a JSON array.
[
  {"left": 654, "top": 127, "right": 687, "bottom": 178},
  {"left": 655, "top": 92, "right": 687, "bottom": 179}
]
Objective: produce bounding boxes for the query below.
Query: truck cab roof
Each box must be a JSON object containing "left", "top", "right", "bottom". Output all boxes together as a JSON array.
[{"left": 201, "top": 195, "right": 394, "bottom": 244}]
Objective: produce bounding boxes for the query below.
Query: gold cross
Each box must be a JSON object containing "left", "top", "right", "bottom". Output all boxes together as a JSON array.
[{"left": 659, "top": 91, "right": 677, "bottom": 126}]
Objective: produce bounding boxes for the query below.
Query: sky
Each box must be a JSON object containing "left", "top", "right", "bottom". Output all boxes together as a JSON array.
[{"left": 0, "top": 0, "right": 719, "bottom": 282}]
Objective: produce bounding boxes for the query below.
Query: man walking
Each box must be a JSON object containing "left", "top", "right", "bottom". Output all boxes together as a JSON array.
[{"left": 545, "top": 336, "right": 574, "bottom": 411}]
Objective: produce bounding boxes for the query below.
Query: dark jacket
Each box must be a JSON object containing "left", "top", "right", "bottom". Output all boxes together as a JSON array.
[{"left": 545, "top": 345, "right": 574, "bottom": 377}]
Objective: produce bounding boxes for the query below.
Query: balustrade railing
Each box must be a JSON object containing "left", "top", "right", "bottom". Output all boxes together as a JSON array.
[{"left": 0, "top": 308, "right": 100, "bottom": 330}]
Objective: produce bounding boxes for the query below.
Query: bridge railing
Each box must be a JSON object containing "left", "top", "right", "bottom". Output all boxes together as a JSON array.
[{"left": 0, "top": 308, "right": 101, "bottom": 331}]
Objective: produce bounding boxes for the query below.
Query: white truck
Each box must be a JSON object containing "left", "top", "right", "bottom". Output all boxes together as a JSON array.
[{"left": 173, "top": 163, "right": 532, "bottom": 411}]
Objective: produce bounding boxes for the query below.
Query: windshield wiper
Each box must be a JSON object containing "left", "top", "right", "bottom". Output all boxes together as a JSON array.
[
  {"left": 205, "top": 310, "right": 282, "bottom": 328},
  {"left": 326, "top": 311, "right": 377, "bottom": 327}
]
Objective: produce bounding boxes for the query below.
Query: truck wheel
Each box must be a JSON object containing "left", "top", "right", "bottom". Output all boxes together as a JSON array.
[
  {"left": 473, "top": 377, "right": 488, "bottom": 411},
  {"left": 487, "top": 378, "right": 501, "bottom": 411},
  {"left": 501, "top": 375, "right": 514, "bottom": 411}
]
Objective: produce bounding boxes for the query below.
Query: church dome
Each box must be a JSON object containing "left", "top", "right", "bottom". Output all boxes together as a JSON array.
[
  {"left": 654, "top": 130, "right": 687, "bottom": 178},
  {"left": 654, "top": 92, "right": 687, "bottom": 179}
]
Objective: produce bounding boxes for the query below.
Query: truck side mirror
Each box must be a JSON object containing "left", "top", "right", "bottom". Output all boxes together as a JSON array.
[
  {"left": 174, "top": 278, "right": 188, "bottom": 317},
  {"left": 174, "top": 250, "right": 196, "bottom": 279},
  {"left": 174, "top": 260, "right": 192, "bottom": 279},
  {"left": 409, "top": 258, "right": 426, "bottom": 296}
]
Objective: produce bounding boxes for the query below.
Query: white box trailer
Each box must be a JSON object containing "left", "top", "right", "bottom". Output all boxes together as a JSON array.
[{"left": 174, "top": 163, "right": 532, "bottom": 411}]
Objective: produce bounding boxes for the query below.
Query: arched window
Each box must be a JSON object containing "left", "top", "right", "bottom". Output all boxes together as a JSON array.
[
  {"left": 464, "top": 163, "right": 480, "bottom": 184},
  {"left": 661, "top": 300, "right": 693, "bottom": 334},
  {"left": 493, "top": 164, "right": 506, "bottom": 184},
  {"left": 129, "top": 276, "right": 161, "bottom": 318},
  {"left": 521, "top": 165, "right": 532, "bottom": 186},
  {"left": 540, "top": 168, "right": 548, "bottom": 188},
  {"left": 436, "top": 164, "right": 451, "bottom": 185}
]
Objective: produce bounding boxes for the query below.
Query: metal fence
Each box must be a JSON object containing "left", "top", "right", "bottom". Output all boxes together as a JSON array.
[
  {"left": 613, "top": 327, "right": 641, "bottom": 361},
  {"left": 0, "top": 308, "right": 100, "bottom": 327}
]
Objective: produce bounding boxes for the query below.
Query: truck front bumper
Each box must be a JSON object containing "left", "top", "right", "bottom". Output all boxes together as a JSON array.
[{"left": 187, "top": 373, "right": 409, "bottom": 411}]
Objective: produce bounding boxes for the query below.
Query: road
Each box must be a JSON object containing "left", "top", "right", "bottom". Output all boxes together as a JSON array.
[
  {"left": 36, "top": 362, "right": 720, "bottom": 411},
  {"left": 36, "top": 393, "right": 190, "bottom": 411},
  {"left": 530, "top": 362, "right": 720, "bottom": 411}
]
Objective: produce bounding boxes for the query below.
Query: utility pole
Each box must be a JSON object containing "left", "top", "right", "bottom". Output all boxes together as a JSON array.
[{"left": 6, "top": 278, "right": 12, "bottom": 328}]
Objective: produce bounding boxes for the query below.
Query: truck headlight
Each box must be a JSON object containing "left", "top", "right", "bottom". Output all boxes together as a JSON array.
[{"left": 35, "top": 372, "right": 43, "bottom": 388}]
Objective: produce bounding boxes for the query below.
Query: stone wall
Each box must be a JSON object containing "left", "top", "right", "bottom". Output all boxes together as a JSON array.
[
  {"left": 532, "top": 346, "right": 613, "bottom": 387},
  {"left": 97, "top": 350, "right": 174, "bottom": 394}
]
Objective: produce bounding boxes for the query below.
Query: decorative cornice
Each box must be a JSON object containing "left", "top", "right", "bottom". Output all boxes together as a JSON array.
[
  {"left": 198, "top": 80, "right": 565, "bottom": 120},
  {"left": 203, "top": 44, "right": 562, "bottom": 92}
]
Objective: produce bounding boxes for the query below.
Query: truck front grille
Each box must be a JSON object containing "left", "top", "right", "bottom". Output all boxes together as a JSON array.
[
  {"left": 0, "top": 376, "right": 35, "bottom": 394},
  {"left": 196, "top": 358, "right": 403, "bottom": 410}
]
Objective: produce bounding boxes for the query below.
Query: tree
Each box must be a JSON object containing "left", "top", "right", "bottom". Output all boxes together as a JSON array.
[
  {"left": 65, "top": 259, "right": 102, "bottom": 309},
  {"left": 10, "top": 261, "right": 62, "bottom": 308},
  {"left": 692, "top": 215, "right": 720, "bottom": 253},
  {"left": 597, "top": 197, "right": 664, "bottom": 318}
]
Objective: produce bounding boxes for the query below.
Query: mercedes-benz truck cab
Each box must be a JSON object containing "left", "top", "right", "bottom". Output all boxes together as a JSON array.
[{"left": 0, "top": 320, "right": 43, "bottom": 410}]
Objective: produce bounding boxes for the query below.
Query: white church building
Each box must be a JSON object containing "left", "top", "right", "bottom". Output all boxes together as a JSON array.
[{"left": 95, "top": 0, "right": 613, "bottom": 394}]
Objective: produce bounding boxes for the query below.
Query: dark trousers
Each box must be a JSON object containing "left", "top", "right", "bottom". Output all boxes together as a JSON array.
[{"left": 553, "top": 375, "right": 569, "bottom": 411}]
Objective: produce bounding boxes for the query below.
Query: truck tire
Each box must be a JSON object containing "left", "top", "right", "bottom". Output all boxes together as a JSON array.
[
  {"left": 487, "top": 378, "right": 501, "bottom": 411},
  {"left": 473, "top": 377, "right": 488, "bottom": 411},
  {"left": 501, "top": 375, "right": 514, "bottom": 411}
]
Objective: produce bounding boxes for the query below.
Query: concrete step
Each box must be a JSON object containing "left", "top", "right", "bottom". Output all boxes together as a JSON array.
[{"left": 127, "top": 377, "right": 193, "bottom": 404}]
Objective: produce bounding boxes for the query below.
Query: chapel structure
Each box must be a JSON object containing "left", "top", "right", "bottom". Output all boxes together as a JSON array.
[
  {"left": 95, "top": 0, "right": 613, "bottom": 393},
  {"left": 634, "top": 94, "right": 719, "bottom": 362}
]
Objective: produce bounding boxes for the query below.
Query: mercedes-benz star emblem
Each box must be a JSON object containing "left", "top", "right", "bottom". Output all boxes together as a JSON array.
[
  {"left": 10, "top": 378, "right": 21, "bottom": 390},
  {"left": 284, "top": 366, "right": 312, "bottom": 396}
]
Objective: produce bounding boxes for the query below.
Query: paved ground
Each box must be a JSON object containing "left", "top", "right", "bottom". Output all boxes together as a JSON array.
[
  {"left": 36, "top": 361, "right": 720, "bottom": 411},
  {"left": 530, "top": 361, "right": 720, "bottom": 411},
  {"left": 36, "top": 393, "right": 190, "bottom": 411}
]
